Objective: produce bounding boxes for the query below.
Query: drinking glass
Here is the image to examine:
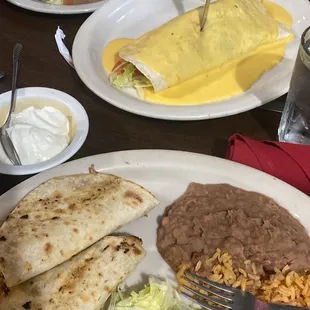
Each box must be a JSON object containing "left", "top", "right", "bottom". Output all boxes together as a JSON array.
[{"left": 278, "top": 26, "right": 310, "bottom": 144}]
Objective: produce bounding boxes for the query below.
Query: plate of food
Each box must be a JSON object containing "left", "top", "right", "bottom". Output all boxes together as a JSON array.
[
  {"left": 1, "top": 149, "right": 310, "bottom": 308},
  {"left": 7, "top": 0, "right": 104, "bottom": 14},
  {"left": 72, "top": 0, "right": 310, "bottom": 120}
]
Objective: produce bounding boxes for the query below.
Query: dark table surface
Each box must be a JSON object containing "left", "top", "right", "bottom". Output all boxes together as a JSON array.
[{"left": 0, "top": 1, "right": 284, "bottom": 196}]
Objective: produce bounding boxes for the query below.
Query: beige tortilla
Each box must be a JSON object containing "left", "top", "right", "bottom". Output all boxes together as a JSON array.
[
  {"left": 0, "top": 172, "right": 158, "bottom": 287},
  {"left": 0, "top": 235, "right": 145, "bottom": 309}
]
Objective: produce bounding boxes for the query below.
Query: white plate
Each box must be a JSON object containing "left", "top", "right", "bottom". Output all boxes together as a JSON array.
[
  {"left": 73, "top": 0, "right": 310, "bottom": 120},
  {"left": 0, "top": 150, "right": 310, "bottom": 290},
  {"left": 7, "top": 0, "right": 104, "bottom": 14}
]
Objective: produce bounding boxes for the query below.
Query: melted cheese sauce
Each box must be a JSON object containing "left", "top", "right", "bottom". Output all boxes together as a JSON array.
[{"left": 102, "top": 1, "right": 293, "bottom": 106}]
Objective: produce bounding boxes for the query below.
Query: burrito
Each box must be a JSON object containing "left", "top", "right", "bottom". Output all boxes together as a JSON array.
[
  {"left": 110, "top": 0, "right": 290, "bottom": 93},
  {"left": 0, "top": 172, "right": 159, "bottom": 287},
  {"left": 0, "top": 235, "right": 145, "bottom": 309}
]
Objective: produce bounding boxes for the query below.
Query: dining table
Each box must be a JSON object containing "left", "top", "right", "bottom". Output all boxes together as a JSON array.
[{"left": 0, "top": 0, "right": 285, "bottom": 196}]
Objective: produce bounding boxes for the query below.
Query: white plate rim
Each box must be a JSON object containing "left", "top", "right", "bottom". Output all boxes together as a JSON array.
[
  {"left": 72, "top": 0, "right": 310, "bottom": 120},
  {"left": 1, "top": 149, "right": 309, "bottom": 213},
  {"left": 6, "top": 0, "right": 104, "bottom": 14}
]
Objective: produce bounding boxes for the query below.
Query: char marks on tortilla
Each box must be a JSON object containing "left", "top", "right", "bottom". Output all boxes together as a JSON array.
[
  {"left": 0, "top": 236, "right": 145, "bottom": 309},
  {"left": 0, "top": 172, "right": 159, "bottom": 287}
]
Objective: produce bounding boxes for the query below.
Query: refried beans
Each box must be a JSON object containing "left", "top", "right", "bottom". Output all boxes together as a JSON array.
[{"left": 157, "top": 183, "right": 310, "bottom": 278}]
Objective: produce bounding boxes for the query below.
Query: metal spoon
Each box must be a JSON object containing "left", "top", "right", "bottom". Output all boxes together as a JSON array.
[
  {"left": 200, "top": 0, "right": 211, "bottom": 32},
  {"left": 0, "top": 72, "right": 4, "bottom": 79},
  {"left": 0, "top": 43, "right": 23, "bottom": 165}
]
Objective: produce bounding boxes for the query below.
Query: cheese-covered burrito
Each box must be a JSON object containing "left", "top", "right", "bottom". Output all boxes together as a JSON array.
[
  {"left": 0, "top": 172, "right": 159, "bottom": 287},
  {"left": 110, "top": 0, "right": 290, "bottom": 93},
  {"left": 0, "top": 236, "right": 145, "bottom": 309}
]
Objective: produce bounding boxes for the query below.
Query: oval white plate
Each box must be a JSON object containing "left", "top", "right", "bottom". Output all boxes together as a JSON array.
[
  {"left": 0, "top": 150, "right": 309, "bottom": 289},
  {"left": 7, "top": 0, "right": 104, "bottom": 14},
  {"left": 73, "top": 0, "right": 310, "bottom": 120},
  {"left": 0, "top": 87, "right": 89, "bottom": 175}
]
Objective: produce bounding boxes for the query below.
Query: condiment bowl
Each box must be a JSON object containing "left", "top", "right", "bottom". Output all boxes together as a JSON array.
[{"left": 0, "top": 87, "right": 89, "bottom": 175}]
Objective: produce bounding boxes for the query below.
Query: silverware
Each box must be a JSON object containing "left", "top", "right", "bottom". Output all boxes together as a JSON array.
[
  {"left": 200, "top": 0, "right": 211, "bottom": 32},
  {"left": 181, "top": 271, "right": 308, "bottom": 310},
  {"left": 0, "top": 71, "right": 4, "bottom": 79},
  {"left": 0, "top": 43, "right": 23, "bottom": 166}
]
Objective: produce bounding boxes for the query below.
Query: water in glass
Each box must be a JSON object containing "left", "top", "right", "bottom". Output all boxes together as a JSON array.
[{"left": 278, "top": 26, "right": 310, "bottom": 144}]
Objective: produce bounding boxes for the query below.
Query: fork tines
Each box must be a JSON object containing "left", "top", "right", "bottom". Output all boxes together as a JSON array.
[{"left": 181, "top": 271, "right": 234, "bottom": 310}]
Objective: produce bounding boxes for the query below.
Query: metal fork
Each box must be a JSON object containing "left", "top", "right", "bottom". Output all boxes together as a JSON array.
[{"left": 181, "top": 271, "right": 308, "bottom": 310}]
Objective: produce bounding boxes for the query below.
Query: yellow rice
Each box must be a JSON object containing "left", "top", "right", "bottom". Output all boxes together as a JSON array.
[{"left": 178, "top": 249, "right": 310, "bottom": 308}]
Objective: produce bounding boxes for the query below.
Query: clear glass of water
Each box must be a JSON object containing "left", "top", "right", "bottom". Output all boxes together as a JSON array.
[{"left": 278, "top": 26, "right": 310, "bottom": 144}]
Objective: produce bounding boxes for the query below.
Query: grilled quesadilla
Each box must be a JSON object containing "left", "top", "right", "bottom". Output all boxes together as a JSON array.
[
  {"left": 0, "top": 172, "right": 159, "bottom": 287},
  {"left": 0, "top": 236, "right": 145, "bottom": 309},
  {"left": 110, "top": 0, "right": 290, "bottom": 93}
]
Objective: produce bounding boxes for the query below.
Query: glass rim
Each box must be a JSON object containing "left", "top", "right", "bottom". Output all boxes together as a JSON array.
[{"left": 301, "top": 26, "right": 310, "bottom": 58}]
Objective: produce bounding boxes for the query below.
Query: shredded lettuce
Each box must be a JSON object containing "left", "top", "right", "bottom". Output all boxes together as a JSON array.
[
  {"left": 107, "top": 277, "right": 195, "bottom": 310},
  {"left": 109, "top": 62, "right": 152, "bottom": 90}
]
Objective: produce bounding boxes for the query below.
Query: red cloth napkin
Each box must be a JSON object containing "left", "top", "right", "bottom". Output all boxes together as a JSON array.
[{"left": 226, "top": 134, "right": 310, "bottom": 196}]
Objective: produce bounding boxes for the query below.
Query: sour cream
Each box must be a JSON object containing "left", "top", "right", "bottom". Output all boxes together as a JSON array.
[{"left": 0, "top": 106, "right": 70, "bottom": 165}]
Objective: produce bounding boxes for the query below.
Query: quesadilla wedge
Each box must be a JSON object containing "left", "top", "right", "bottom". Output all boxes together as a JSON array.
[
  {"left": 110, "top": 0, "right": 290, "bottom": 94},
  {"left": 0, "top": 235, "right": 145, "bottom": 309},
  {"left": 0, "top": 172, "right": 159, "bottom": 287}
]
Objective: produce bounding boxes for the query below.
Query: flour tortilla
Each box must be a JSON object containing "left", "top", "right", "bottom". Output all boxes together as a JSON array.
[
  {"left": 0, "top": 236, "right": 145, "bottom": 309},
  {"left": 0, "top": 172, "right": 159, "bottom": 287},
  {"left": 118, "top": 0, "right": 291, "bottom": 92}
]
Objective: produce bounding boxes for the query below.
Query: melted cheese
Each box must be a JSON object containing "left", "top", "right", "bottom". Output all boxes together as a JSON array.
[{"left": 102, "top": 1, "right": 293, "bottom": 106}]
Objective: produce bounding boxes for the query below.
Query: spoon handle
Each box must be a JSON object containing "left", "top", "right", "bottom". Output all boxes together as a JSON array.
[
  {"left": 10, "top": 43, "right": 23, "bottom": 116},
  {"left": 200, "top": 0, "right": 211, "bottom": 32}
]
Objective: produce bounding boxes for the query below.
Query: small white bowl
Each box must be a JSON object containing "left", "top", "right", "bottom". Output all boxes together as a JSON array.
[{"left": 0, "top": 87, "right": 89, "bottom": 175}]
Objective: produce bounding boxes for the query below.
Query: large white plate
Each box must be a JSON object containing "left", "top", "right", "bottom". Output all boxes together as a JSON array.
[
  {"left": 7, "top": 0, "right": 104, "bottom": 14},
  {"left": 73, "top": 0, "right": 310, "bottom": 120},
  {"left": 0, "top": 150, "right": 310, "bottom": 290}
]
